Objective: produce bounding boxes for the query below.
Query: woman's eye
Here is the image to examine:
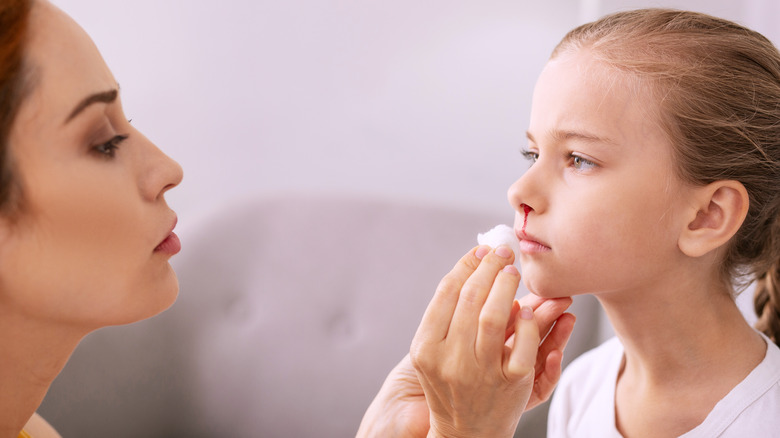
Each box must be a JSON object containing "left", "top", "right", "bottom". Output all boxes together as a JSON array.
[
  {"left": 571, "top": 154, "right": 597, "bottom": 170},
  {"left": 521, "top": 149, "right": 539, "bottom": 163},
  {"left": 93, "top": 134, "right": 128, "bottom": 158}
]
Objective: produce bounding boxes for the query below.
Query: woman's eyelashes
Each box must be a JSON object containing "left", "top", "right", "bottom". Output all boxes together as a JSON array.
[
  {"left": 93, "top": 134, "right": 128, "bottom": 158},
  {"left": 520, "top": 148, "right": 598, "bottom": 171}
]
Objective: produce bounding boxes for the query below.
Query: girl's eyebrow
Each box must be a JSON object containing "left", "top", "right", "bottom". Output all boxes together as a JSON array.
[
  {"left": 526, "top": 129, "right": 616, "bottom": 147},
  {"left": 64, "top": 88, "right": 118, "bottom": 124}
]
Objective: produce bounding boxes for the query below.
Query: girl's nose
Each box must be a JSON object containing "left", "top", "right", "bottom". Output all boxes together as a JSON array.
[{"left": 507, "top": 165, "right": 544, "bottom": 215}]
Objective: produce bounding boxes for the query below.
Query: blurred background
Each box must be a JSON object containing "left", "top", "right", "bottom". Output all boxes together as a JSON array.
[
  {"left": 53, "top": 0, "right": 780, "bottom": 229},
  {"left": 40, "top": 0, "right": 772, "bottom": 436}
]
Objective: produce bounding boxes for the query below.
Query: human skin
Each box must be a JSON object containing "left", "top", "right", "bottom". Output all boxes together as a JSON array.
[
  {"left": 508, "top": 48, "right": 765, "bottom": 437},
  {"left": 357, "top": 245, "right": 575, "bottom": 438},
  {"left": 0, "top": 1, "right": 182, "bottom": 436},
  {"left": 507, "top": 48, "right": 696, "bottom": 302}
]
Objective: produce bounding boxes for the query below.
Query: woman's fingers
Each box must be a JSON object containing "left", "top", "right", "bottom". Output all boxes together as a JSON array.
[
  {"left": 408, "top": 245, "right": 581, "bottom": 437},
  {"left": 448, "top": 246, "right": 514, "bottom": 344},
  {"left": 411, "top": 245, "right": 545, "bottom": 438},
  {"left": 535, "top": 298, "right": 573, "bottom": 332},
  {"left": 516, "top": 292, "right": 547, "bottom": 309},
  {"left": 529, "top": 312, "right": 576, "bottom": 407},
  {"left": 505, "top": 295, "right": 572, "bottom": 342},
  {"left": 476, "top": 264, "right": 521, "bottom": 365},
  {"left": 504, "top": 300, "right": 521, "bottom": 341},
  {"left": 506, "top": 306, "right": 540, "bottom": 379},
  {"left": 414, "top": 246, "right": 485, "bottom": 343},
  {"left": 535, "top": 312, "right": 576, "bottom": 375}
]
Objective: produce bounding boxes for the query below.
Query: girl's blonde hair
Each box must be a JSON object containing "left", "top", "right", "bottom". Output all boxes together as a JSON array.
[{"left": 553, "top": 9, "right": 780, "bottom": 345}]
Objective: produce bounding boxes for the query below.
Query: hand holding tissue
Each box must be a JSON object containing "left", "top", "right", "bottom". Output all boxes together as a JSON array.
[{"left": 477, "top": 224, "right": 522, "bottom": 273}]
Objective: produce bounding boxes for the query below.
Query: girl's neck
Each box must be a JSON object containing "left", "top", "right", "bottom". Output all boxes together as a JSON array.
[
  {"left": 0, "top": 310, "right": 84, "bottom": 438},
  {"left": 597, "top": 281, "right": 764, "bottom": 385},
  {"left": 597, "top": 272, "right": 766, "bottom": 437}
]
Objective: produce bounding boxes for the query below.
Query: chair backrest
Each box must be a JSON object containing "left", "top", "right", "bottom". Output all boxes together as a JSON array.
[{"left": 39, "top": 194, "right": 605, "bottom": 437}]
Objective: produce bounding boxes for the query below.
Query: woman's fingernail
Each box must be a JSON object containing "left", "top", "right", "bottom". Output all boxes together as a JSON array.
[
  {"left": 496, "top": 246, "right": 513, "bottom": 258},
  {"left": 475, "top": 246, "right": 490, "bottom": 260},
  {"left": 520, "top": 306, "right": 534, "bottom": 320},
  {"left": 502, "top": 265, "right": 518, "bottom": 275}
]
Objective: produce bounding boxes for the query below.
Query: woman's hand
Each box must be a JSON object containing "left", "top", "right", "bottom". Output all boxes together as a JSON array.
[
  {"left": 516, "top": 293, "right": 576, "bottom": 411},
  {"left": 410, "top": 245, "right": 574, "bottom": 438},
  {"left": 356, "top": 245, "right": 575, "bottom": 438},
  {"left": 356, "top": 354, "right": 428, "bottom": 438}
]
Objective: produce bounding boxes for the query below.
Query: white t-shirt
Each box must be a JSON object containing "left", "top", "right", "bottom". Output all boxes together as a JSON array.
[{"left": 548, "top": 333, "right": 780, "bottom": 437}]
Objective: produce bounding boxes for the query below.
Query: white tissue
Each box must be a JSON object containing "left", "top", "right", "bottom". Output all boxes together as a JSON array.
[{"left": 477, "top": 224, "right": 521, "bottom": 272}]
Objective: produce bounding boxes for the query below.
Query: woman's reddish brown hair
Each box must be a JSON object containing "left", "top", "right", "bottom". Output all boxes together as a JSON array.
[{"left": 0, "top": 0, "right": 33, "bottom": 214}]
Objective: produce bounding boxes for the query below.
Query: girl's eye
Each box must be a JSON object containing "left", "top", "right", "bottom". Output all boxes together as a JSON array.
[
  {"left": 571, "top": 154, "right": 597, "bottom": 171},
  {"left": 93, "top": 134, "right": 128, "bottom": 158},
  {"left": 521, "top": 149, "right": 539, "bottom": 163}
]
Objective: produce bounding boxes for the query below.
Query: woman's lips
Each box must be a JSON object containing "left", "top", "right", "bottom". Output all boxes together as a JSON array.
[
  {"left": 154, "top": 231, "right": 181, "bottom": 255},
  {"left": 155, "top": 216, "right": 181, "bottom": 255}
]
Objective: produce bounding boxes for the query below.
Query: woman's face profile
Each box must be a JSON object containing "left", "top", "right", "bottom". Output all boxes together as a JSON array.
[{"left": 0, "top": 0, "right": 183, "bottom": 329}]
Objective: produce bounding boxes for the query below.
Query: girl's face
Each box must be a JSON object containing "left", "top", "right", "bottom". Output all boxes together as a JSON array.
[
  {"left": 508, "top": 49, "right": 695, "bottom": 299},
  {"left": 0, "top": 1, "right": 183, "bottom": 329}
]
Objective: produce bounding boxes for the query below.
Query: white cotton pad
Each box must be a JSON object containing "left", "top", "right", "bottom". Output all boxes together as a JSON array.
[{"left": 477, "top": 224, "right": 522, "bottom": 272}]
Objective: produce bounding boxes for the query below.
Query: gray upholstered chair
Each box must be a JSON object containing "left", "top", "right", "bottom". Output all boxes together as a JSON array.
[{"left": 39, "top": 194, "right": 606, "bottom": 438}]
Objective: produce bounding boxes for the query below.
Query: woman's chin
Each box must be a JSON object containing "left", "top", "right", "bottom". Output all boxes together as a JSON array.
[
  {"left": 138, "top": 277, "right": 180, "bottom": 321},
  {"left": 103, "top": 276, "right": 180, "bottom": 327}
]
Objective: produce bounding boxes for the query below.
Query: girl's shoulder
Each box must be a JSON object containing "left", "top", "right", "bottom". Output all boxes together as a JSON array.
[
  {"left": 686, "top": 334, "right": 780, "bottom": 437},
  {"left": 21, "top": 413, "right": 62, "bottom": 438},
  {"left": 748, "top": 332, "right": 780, "bottom": 391},
  {"left": 764, "top": 335, "right": 780, "bottom": 364}
]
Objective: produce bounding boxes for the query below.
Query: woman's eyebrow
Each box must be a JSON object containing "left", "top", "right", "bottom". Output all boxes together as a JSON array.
[{"left": 64, "top": 88, "right": 118, "bottom": 124}]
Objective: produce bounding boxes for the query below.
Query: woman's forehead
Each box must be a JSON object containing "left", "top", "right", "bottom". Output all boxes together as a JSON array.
[{"left": 20, "top": 0, "right": 117, "bottom": 128}]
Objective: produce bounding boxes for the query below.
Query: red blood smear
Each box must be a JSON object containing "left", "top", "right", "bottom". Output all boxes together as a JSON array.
[{"left": 522, "top": 204, "right": 531, "bottom": 236}]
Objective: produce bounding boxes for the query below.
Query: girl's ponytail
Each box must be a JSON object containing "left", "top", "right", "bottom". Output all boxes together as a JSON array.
[
  {"left": 755, "top": 260, "right": 780, "bottom": 347},
  {"left": 754, "top": 213, "right": 780, "bottom": 347}
]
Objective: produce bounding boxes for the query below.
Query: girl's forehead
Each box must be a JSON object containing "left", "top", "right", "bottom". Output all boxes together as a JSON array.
[
  {"left": 544, "top": 49, "right": 629, "bottom": 89},
  {"left": 531, "top": 49, "right": 668, "bottom": 153},
  {"left": 534, "top": 51, "right": 631, "bottom": 119}
]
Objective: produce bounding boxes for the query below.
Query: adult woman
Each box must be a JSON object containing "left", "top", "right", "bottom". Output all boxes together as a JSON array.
[
  {"left": 0, "top": 0, "right": 182, "bottom": 436},
  {"left": 0, "top": 1, "right": 573, "bottom": 437}
]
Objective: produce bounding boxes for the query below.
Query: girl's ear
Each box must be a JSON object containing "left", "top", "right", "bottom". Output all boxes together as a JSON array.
[{"left": 678, "top": 180, "right": 749, "bottom": 258}]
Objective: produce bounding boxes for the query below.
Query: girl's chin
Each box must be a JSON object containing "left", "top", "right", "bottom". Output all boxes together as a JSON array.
[
  {"left": 530, "top": 289, "right": 574, "bottom": 299},
  {"left": 522, "top": 278, "right": 574, "bottom": 299}
]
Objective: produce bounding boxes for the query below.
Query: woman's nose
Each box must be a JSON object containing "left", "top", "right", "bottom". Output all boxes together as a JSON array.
[
  {"left": 138, "top": 138, "right": 183, "bottom": 202},
  {"left": 156, "top": 154, "right": 183, "bottom": 200}
]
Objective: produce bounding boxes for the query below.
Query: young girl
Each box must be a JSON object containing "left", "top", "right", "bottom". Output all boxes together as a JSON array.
[{"left": 508, "top": 8, "right": 780, "bottom": 437}]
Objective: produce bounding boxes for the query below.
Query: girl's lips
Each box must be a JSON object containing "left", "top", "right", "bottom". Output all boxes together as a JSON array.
[
  {"left": 515, "top": 229, "right": 551, "bottom": 254},
  {"left": 519, "top": 238, "right": 551, "bottom": 254},
  {"left": 154, "top": 231, "right": 181, "bottom": 255}
]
